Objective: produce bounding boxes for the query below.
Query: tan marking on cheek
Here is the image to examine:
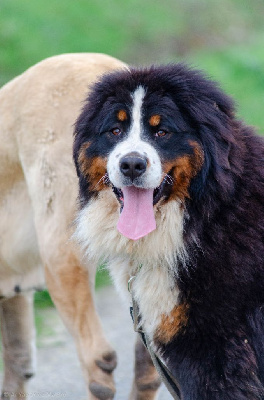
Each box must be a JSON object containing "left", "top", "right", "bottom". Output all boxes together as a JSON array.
[
  {"left": 155, "top": 303, "right": 189, "bottom": 344},
  {"left": 149, "top": 115, "right": 161, "bottom": 127},
  {"left": 117, "top": 109, "right": 127, "bottom": 121},
  {"left": 78, "top": 143, "right": 107, "bottom": 191},
  {"left": 162, "top": 141, "right": 204, "bottom": 202},
  {"left": 163, "top": 157, "right": 193, "bottom": 201}
]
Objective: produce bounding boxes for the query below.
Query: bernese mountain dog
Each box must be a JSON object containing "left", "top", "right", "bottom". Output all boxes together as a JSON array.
[{"left": 73, "top": 64, "right": 264, "bottom": 399}]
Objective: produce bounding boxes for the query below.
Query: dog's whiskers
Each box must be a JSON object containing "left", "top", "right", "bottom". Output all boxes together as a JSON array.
[
  {"left": 163, "top": 173, "right": 174, "bottom": 186},
  {"left": 103, "top": 173, "right": 110, "bottom": 185},
  {"left": 95, "top": 173, "right": 110, "bottom": 189}
]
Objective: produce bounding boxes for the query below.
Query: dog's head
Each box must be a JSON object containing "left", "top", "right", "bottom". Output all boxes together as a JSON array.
[{"left": 74, "top": 64, "right": 236, "bottom": 241}]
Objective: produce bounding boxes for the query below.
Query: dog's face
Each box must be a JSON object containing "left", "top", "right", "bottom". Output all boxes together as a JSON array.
[{"left": 74, "top": 65, "right": 234, "bottom": 241}]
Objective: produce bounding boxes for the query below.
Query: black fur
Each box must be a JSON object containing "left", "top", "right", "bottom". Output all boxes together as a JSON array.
[{"left": 74, "top": 64, "right": 264, "bottom": 399}]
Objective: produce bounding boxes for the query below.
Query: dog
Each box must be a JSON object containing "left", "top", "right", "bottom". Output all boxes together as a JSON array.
[
  {"left": 73, "top": 64, "right": 264, "bottom": 399},
  {"left": 0, "top": 53, "right": 130, "bottom": 400}
]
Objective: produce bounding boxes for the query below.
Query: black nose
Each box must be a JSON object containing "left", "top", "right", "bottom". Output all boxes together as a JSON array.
[{"left": 119, "top": 152, "right": 147, "bottom": 181}]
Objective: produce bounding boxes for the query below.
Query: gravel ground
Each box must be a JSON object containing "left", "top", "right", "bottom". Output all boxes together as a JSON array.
[{"left": 5, "top": 285, "right": 171, "bottom": 399}]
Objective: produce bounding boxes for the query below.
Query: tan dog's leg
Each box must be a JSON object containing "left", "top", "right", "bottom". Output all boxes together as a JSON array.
[
  {"left": 45, "top": 258, "right": 117, "bottom": 400},
  {"left": 3, "top": 53, "right": 127, "bottom": 399},
  {"left": 129, "top": 336, "right": 161, "bottom": 400},
  {"left": 0, "top": 292, "right": 36, "bottom": 400}
]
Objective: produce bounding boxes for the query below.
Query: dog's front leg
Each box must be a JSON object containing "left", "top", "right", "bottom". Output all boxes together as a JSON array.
[
  {"left": 0, "top": 292, "right": 36, "bottom": 400},
  {"left": 163, "top": 331, "right": 264, "bottom": 400},
  {"left": 129, "top": 335, "right": 161, "bottom": 400},
  {"left": 45, "top": 260, "right": 117, "bottom": 400}
]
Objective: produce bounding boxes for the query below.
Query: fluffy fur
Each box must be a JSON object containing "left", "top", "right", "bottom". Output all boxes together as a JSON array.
[{"left": 74, "top": 64, "right": 264, "bottom": 399}]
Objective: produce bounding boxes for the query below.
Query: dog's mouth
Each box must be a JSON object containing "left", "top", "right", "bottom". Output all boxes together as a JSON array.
[
  {"left": 112, "top": 173, "right": 173, "bottom": 208},
  {"left": 112, "top": 173, "right": 173, "bottom": 241},
  {"left": 112, "top": 186, "right": 124, "bottom": 208}
]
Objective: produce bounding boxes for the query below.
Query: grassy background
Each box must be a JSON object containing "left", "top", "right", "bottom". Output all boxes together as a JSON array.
[
  {"left": 1, "top": 0, "right": 263, "bottom": 311},
  {"left": 1, "top": 0, "right": 264, "bottom": 132}
]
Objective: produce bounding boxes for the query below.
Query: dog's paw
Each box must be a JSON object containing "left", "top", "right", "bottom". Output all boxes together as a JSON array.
[
  {"left": 95, "top": 351, "right": 117, "bottom": 373},
  {"left": 89, "top": 382, "right": 115, "bottom": 400}
]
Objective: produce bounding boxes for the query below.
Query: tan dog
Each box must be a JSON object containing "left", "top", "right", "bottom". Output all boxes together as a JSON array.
[{"left": 0, "top": 54, "right": 159, "bottom": 400}]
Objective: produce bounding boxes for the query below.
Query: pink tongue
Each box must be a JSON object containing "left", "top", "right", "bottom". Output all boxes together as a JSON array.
[{"left": 117, "top": 187, "right": 156, "bottom": 240}]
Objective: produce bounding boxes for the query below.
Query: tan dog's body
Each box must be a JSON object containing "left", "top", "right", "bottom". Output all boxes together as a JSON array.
[{"left": 0, "top": 54, "right": 156, "bottom": 400}]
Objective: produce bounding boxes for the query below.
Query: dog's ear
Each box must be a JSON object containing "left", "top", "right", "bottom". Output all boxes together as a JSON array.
[
  {"left": 189, "top": 95, "right": 238, "bottom": 202},
  {"left": 189, "top": 96, "right": 234, "bottom": 168},
  {"left": 202, "top": 123, "right": 232, "bottom": 172}
]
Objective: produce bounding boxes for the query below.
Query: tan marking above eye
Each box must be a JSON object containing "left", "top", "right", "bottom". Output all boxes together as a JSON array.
[
  {"left": 117, "top": 109, "right": 127, "bottom": 121},
  {"left": 149, "top": 114, "right": 161, "bottom": 127}
]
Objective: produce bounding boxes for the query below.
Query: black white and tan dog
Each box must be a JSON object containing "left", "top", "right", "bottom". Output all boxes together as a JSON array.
[{"left": 74, "top": 64, "right": 264, "bottom": 399}]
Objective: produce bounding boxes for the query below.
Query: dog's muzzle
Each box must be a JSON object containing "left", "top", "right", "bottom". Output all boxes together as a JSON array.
[{"left": 119, "top": 152, "right": 147, "bottom": 182}]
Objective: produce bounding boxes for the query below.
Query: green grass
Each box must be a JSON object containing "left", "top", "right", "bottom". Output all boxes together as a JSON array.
[
  {"left": 1, "top": 1, "right": 264, "bottom": 78},
  {"left": 188, "top": 38, "right": 264, "bottom": 134},
  {"left": 0, "top": 0, "right": 180, "bottom": 85},
  {"left": 34, "top": 289, "right": 54, "bottom": 308},
  {"left": 1, "top": 0, "right": 264, "bottom": 131},
  {"left": 95, "top": 266, "right": 112, "bottom": 288}
]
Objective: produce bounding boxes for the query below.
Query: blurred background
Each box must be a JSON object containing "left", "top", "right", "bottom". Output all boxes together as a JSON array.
[{"left": 1, "top": 0, "right": 264, "bottom": 131}]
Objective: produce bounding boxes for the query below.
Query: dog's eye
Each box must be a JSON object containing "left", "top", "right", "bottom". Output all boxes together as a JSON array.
[
  {"left": 155, "top": 129, "right": 167, "bottom": 138},
  {"left": 112, "top": 128, "right": 122, "bottom": 136}
]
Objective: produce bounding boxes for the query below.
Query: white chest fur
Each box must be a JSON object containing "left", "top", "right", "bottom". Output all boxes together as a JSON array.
[
  {"left": 74, "top": 189, "right": 187, "bottom": 338},
  {"left": 110, "top": 258, "right": 180, "bottom": 339}
]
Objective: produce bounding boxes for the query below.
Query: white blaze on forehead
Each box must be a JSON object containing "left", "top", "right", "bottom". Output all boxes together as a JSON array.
[
  {"left": 107, "top": 86, "right": 162, "bottom": 189},
  {"left": 129, "top": 86, "right": 145, "bottom": 144}
]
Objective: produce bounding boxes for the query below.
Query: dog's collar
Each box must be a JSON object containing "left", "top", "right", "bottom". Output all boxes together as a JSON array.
[{"left": 128, "top": 274, "right": 181, "bottom": 399}]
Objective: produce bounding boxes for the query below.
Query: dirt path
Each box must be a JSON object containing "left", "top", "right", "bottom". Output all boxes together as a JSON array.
[{"left": 25, "top": 285, "right": 171, "bottom": 399}]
